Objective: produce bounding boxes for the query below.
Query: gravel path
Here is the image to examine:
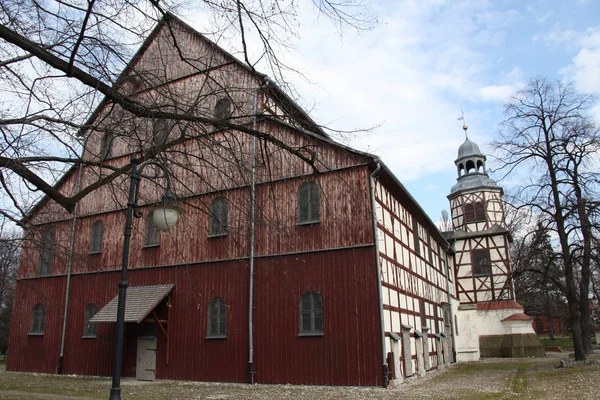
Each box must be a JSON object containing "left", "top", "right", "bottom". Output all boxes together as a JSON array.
[{"left": 1, "top": 352, "right": 599, "bottom": 399}]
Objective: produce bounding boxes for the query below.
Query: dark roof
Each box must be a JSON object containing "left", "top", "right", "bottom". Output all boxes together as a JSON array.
[{"left": 89, "top": 284, "right": 174, "bottom": 323}]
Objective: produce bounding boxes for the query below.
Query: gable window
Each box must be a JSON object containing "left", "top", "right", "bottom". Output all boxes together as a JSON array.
[
  {"left": 89, "top": 220, "right": 104, "bottom": 254},
  {"left": 100, "top": 132, "right": 113, "bottom": 160},
  {"left": 214, "top": 98, "right": 232, "bottom": 120},
  {"left": 83, "top": 304, "right": 98, "bottom": 337},
  {"left": 38, "top": 227, "right": 55, "bottom": 276},
  {"left": 144, "top": 212, "right": 161, "bottom": 247},
  {"left": 30, "top": 304, "right": 46, "bottom": 335},
  {"left": 299, "top": 291, "right": 323, "bottom": 335},
  {"left": 472, "top": 249, "right": 492, "bottom": 276},
  {"left": 298, "top": 181, "right": 320, "bottom": 224},
  {"left": 207, "top": 297, "right": 227, "bottom": 338},
  {"left": 152, "top": 119, "right": 170, "bottom": 146},
  {"left": 209, "top": 196, "right": 228, "bottom": 237},
  {"left": 464, "top": 202, "right": 485, "bottom": 223}
]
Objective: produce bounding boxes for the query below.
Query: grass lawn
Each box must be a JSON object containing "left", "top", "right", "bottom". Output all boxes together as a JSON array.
[{"left": 0, "top": 354, "right": 599, "bottom": 399}]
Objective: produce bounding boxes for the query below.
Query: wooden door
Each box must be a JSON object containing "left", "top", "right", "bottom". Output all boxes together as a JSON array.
[{"left": 136, "top": 336, "right": 157, "bottom": 381}]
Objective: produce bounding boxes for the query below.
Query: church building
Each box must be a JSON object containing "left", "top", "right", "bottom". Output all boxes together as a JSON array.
[{"left": 7, "top": 14, "right": 542, "bottom": 388}]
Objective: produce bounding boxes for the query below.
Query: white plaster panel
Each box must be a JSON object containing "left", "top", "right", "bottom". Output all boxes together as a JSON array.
[
  {"left": 390, "top": 289, "right": 399, "bottom": 308},
  {"left": 383, "top": 309, "right": 392, "bottom": 332},
  {"left": 391, "top": 311, "right": 401, "bottom": 332}
]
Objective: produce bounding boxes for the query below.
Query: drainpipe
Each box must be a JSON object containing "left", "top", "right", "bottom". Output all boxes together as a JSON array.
[
  {"left": 369, "top": 159, "right": 388, "bottom": 387},
  {"left": 248, "top": 85, "right": 260, "bottom": 384},
  {"left": 57, "top": 159, "right": 84, "bottom": 374},
  {"left": 444, "top": 249, "right": 457, "bottom": 362}
]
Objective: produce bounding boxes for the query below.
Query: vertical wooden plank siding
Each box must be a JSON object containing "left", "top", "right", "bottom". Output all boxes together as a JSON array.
[
  {"left": 8, "top": 249, "right": 380, "bottom": 385},
  {"left": 253, "top": 247, "right": 381, "bottom": 386}
]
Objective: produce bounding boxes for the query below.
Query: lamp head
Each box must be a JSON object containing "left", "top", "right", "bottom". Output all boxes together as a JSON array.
[{"left": 152, "top": 189, "right": 180, "bottom": 232}]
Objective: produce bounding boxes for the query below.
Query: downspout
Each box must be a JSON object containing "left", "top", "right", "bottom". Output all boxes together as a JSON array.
[
  {"left": 248, "top": 84, "right": 260, "bottom": 384},
  {"left": 369, "top": 160, "right": 388, "bottom": 387},
  {"left": 444, "top": 248, "right": 457, "bottom": 362},
  {"left": 57, "top": 159, "right": 84, "bottom": 374}
]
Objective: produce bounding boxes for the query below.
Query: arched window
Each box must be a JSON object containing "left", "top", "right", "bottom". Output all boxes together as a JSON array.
[
  {"left": 474, "top": 202, "right": 486, "bottom": 221},
  {"left": 214, "top": 98, "right": 232, "bottom": 120},
  {"left": 89, "top": 220, "right": 104, "bottom": 253},
  {"left": 83, "top": 304, "right": 98, "bottom": 337},
  {"left": 458, "top": 164, "right": 465, "bottom": 177},
  {"left": 465, "top": 160, "right": 475, "bottom": 174},
  {"left": 152, "top": 119, "right": 170, "bottom": 146},
  {"left": 30, "top": 304, "right": 46, "bottom": 335},
  {"left": 209, "top": 197, "right": 228, "bottom": 237},
  {"left": 100, "top": 132, "right": 113, "bottom": 160},
  {"left": 476, "top": 160, "right": 484, "bottom": 173},
  {"left": 298, "top": 181, "right": 320, "bottom": 224},
  {"left": 465, "top": 202, "right": 486, "bottom": 223},
  {"left": 464, "top": 203, "right": 475, "bottom": 223},
  {"left": 144, "top": 212, "right": 161, "bottom": 247},
  {"left": 207, "top": 298, "right": 227, "bottom": 338},
  {"left": 300, "top": 291, "right": 323, "bottom": 335},
  {"left": 38, "top": 227, "right": 55, "bottom": 276}
]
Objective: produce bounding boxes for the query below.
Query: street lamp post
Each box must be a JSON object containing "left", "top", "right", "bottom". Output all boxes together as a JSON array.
[{"left": 109, "top": 158, "right": 180, "bottom": 400}]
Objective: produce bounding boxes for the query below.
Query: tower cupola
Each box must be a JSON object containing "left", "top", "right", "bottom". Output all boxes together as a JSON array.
[{"left": 450, "top": 126, "right": 500, "bottom": 195}]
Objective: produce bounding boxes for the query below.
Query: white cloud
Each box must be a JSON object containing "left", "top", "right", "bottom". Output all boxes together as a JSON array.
[{"left": 558, "top": 27, "right": 600, "bottom": 93}]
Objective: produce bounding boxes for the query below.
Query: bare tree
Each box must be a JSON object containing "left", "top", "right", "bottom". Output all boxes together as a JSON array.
[
  {"left": 0, "top": 229, "right": 19, "bottom": 352},
  {"left": 0, "top": 0, "right": 375, "bottom": 227},
  {"left": 439, "top": 210, "right": 452, "bottom": 232},
  {"left": 494, "top": 77, "right": 599, "bottom": 360},
  {"left": 511, "top": 222, "right": 565, "bottom": 340}
]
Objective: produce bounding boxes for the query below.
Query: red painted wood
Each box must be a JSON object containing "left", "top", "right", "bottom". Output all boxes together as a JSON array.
[{"left": 8, "top": 247, "right": 381, "bottom": 386}]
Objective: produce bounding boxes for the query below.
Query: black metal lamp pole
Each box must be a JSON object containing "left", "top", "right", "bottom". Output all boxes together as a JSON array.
[{"left": 109, "top": 158, "right": 178, "bottom": 400}]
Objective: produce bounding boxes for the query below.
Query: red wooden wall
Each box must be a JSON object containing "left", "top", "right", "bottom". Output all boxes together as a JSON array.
[{"left": 8, "top": 247, "right": 381, "bottom": 386}]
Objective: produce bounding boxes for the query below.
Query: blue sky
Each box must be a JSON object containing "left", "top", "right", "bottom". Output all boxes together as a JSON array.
[
  {"left": 187, "top": 0, "right": 600, "bottom": 223},
  {"left": 252, "top": 0, "right": 600, "bottom": 222}
]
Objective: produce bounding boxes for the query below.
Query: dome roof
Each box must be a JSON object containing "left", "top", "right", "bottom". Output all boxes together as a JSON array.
[{"left": 457, "top": 138, "right": 483, "bottom": 159}]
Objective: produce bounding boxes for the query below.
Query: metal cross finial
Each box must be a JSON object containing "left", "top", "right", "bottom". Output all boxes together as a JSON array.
[{"left": 457, "top": 104, "right": 468, "bottom": 139}]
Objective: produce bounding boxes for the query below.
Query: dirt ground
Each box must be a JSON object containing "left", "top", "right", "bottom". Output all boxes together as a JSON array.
[{"left": 1, "top": 352, "right": 599, "bottom": 399}]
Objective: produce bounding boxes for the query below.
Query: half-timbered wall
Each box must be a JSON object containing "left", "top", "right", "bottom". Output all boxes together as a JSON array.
[
  {"left": 450, "top": 190, "right": 504, "bottom": 231},
  {"left": 449, "top": 189, "right": 513, "bottom": 304},
  {"left": 374, "top": 180, "right": 454, "bottom": 379}
]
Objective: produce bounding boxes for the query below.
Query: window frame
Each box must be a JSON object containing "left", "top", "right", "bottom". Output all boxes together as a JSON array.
[
  {"left": 100, "top": 132, "right": 113, "bottom": 160},
  {"left": 208, "top": 196, "right": 228, "bottom": 238},
  {"left": 472, "top": 249, "right": 492, "bottom": 276},
  {"left": 89, "top": 220, "right": 104, "bottom": 254},
  {"left": 412, "top": 217, "right": 421, "bottom": 256},
  {"left": 152, "top": 118, "right": 170, "bottom": 146},
  {"left": 297, "top": 181, "right": 320, "bottom": 225},
  {"left": 299, "top": 291, "right": 324, "bottom": 336},
  {"left": 144, "top": 212, "right": 161, "bottom": 247},
  {"left": 29, "top": 303, "right": 46, "bottom": 335},
  {"left": 83, "top": 304, "right": 98, "bottom": 338},
  {"left": 206, "top": 297, "right": 227, "bottom": 339},
  {"left": 37, "top": 227, "right": 55, "bottom": 276}
]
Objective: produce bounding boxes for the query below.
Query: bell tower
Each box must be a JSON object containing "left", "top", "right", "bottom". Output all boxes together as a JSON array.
[
  {"left": 447, "top": 126, "right": 513, "bottom": 304},
  {"left": 446, "top": 125, "right": 544, "bottom": 362}
]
